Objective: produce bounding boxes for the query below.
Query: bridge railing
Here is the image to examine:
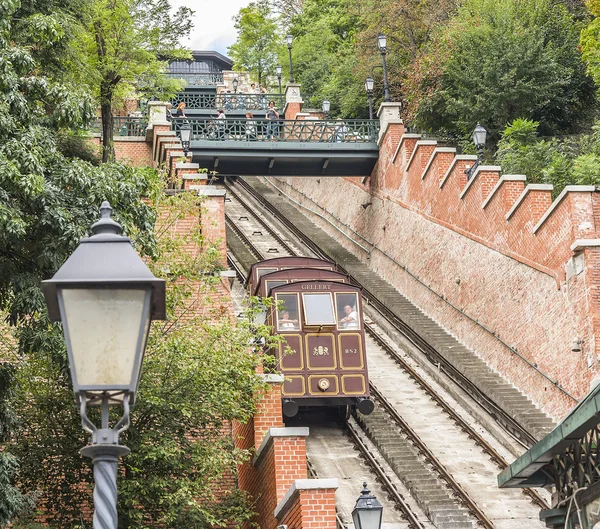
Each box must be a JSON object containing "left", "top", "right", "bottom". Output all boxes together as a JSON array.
[
  {"left": 89, "top": 116, "right": 147, "bottom": 136},
  {"left": 170, "top": 92, "right": 285, "bottom": 111},
  {"left": 172, "top": 118, "right": 379, "bottom": 143},
  {"left": 165, "top": 71, "right": 224, "bottom": 86}
]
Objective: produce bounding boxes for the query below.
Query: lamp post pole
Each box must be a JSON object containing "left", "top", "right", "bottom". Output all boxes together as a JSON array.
[
  {"left": 276, "top": 64, "right": 283, "bottom": 97},
  {"left": 286, "top": 35, "right": 294, "bottom": 83},
  {"left": 377, "top": 34, "right": 391, "bottom": 103},
  {"left": 43, "top": 202, "right": 166, "bottom": 529}
]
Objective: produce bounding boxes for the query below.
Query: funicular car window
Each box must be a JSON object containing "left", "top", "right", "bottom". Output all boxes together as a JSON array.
[
  {"left": 335, "top": 292, "right": 360, "bottom": 330},
  {"left": 302, "top": 293, "right": 336, "bottom": 325},
  {"left": 275, "top": 293, "right": 300, "bottom": 331},
  {"left": 265, "top": 280, "right": 288, "bottom": 294},
  {"left": 257, "top": 268, "right": 278, "bottom": 280}
]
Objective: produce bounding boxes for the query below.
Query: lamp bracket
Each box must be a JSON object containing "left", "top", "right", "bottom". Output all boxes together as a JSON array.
[{"left": 78, "top": 392, "right": 132, "bottom": 445}]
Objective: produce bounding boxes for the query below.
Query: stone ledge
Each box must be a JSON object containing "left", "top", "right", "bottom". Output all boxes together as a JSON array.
[
  {"left": 176, "top": 163, "right": 200, "bottom": 170},
  {"left": 274, "top": 478, "right": 339, "bottom": 519},
  {"left": 392, "top": 133, "right": 421, "bottom": 163},
  {"left": 259, "top": 373, "right": 285, "bottom": 383},
  {"left": 254, "top": 426, "right": 310, "bottom": 465},
  {"left": 439, "top": 155, "right": 477, "bottom": 189},
  {"left": 190, "top": 185, "right": 226, "bottom": 196},
  {"left": 571, "top": 239, "right": 600, "bottom": 252},
  {"left": 405, "top": 140, "right": 437, "bottom": 173},
  {"left": 482, "top": 175, "right": 527, "bottom": 209},
  {"left": 459, "top": 165, "right": 501, "bottom": 200},
  {"left": 505, "top": 184, "right": 553, "bottom": 221},
  {"left": 533, "top": 185, "right": 596, "bottom": 234},
  {"left": 421, "top": 147, "right": 456, "bottom": 180}
]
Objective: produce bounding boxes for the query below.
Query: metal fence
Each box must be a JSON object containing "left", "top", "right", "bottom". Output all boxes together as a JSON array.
[
  {"left": 172, "top": 118, "right": 379, "bottom": 143},
  {"left": 165, "top": 72, "right": 224, "bottom": 86},
  {"left": 171, "top": 92, "right": 285, "bottom": 111},
  {"left": 90, "top": 117, "right": 147, "bottom": 137}
]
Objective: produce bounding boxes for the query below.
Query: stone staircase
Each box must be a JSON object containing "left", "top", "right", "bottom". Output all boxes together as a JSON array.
[{"left": 356, "top": 407, "right": 475, "bottom": 529}]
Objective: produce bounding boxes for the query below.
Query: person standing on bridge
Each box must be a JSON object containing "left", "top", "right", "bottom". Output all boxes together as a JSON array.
[
  {"left": 265, "top": 100, "right": 279, "bottom": 140},
  {"left": 216, "top": 109, "right": 227, "bottom": 140},
  {"left": 175, "top": 101, "right": 186, "bottom": 118}
]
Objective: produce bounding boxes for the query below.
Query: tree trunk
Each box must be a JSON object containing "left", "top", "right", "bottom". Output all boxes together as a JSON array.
[{"left": 100, "top": 96, "right": 114, "bottom": 164}]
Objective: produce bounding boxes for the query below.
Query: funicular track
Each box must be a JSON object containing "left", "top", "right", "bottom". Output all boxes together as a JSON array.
[{"left": 222, "top": 177, "right": 549, "bottom": 528}]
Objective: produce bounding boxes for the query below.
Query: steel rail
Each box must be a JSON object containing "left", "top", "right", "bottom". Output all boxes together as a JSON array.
[
  {"left": 231, "top": 176, "right": 540, "bottom": 448},
  {"left": 364, "top": 321, "right": 549, "bottom": 510},
  {"left": 223, "top": 179, "right": 547, "bottom": 520},
  {"left": 345, "top": 421, "right": 427, "bottom": 529},
  {"left": 367, "top": 383, "right": 495, "bottom": 529},
  {"left": 224, "top": 213, "right": 265, "bottom": 262}
]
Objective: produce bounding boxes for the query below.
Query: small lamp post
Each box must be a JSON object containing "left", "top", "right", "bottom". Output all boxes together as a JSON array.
[
  {"left": 43, "top": 202, "right": 166, "bottom": 529},
  {"left": 179, "top": 122, "right": 192, "bottom": 157},
  {"left": 465, "top": 123, "right": 487, "bottom": 180},
  {"left": 365, "top": 77, "right": 375, "bottom": 119},
  {"left": 286, "top": 34, "right": 294, "bottom": 83},
  {"left": 276, "top": 64, "right": 283, "bottom": 97},
  {"left": 232, "top": 77, "right": 239, "bottom": 94},
  {"left": 352, "top": 482, "right": 383, "bottom": 529},
  {"left": 377, "top": 33, "right": 391, "bottom": 103},
  {"left": 322, "top": 99, "right": 330, "bottom": 119}
]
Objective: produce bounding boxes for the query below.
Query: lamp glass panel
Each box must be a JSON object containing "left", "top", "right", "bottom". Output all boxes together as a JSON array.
[
  {"left": 377, "top": 34, "right": 386, "bottom": 50},
  {"left": 472, "top": 124, "right": 487, "bottom": 147},
  {"left": 276, "top": 65, "right": 282, "bottom": 75},
  {"left": 365, "top": 78, "right": 374, "bottom": 92},
  {"left": 322, "top": 100, "right": 330, "bottom": 112},
  {"left": 352, "top": 509, "right": 362, "bottom": 529},
  {"left": 286, "top": 34, "right": 293, "bottom": 46},
  {"left": 180, "top": 127, "right": 191, "bottom": 144},
  {"left": 356, "top": 507, "right": 383, "bottom": 529},
  {"left": 60, "top": 288, "right": 149, "bottom": 388}
]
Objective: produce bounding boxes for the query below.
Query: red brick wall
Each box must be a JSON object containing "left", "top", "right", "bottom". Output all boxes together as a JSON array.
[
  {"left": 278, "top": 489, "right": 337, "bottom": 529},
  {"left": 270, "top": 124, "right": 600, "bottom": 419},
  {"left": 88, "top": 136, "right": 152, "bottom": 167}
]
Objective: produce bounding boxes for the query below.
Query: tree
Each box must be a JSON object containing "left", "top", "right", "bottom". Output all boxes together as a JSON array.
[
  {"left": 0, "top": 0, "right": 161, "bottom": 522},
  {"left": 79, "top": 0, "right": 193, "bottom": 162},
  {"left": 8, "top": 192, "right": 269, "bottom": 528},
  {"left": 407, "top": 0, "right": 596, "bottom": 142},
  {"left": 229, "top": 0, "right": 281, "bottom": 85},
  {"left": 581, "top": 0, "right": 600, "bottom": 91}
]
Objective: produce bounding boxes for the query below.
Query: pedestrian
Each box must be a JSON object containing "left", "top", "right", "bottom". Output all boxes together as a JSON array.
[
  {"left": 175, "top": 102, "right": 186, "bottom": 118},
  {"left": 258, "top": 84, "right": 267, "bottom": 109},
  {"left": 265, "top": 101, "right": 279, "bottom": 140},
  {"left": 245, "top": 112, "right": 257, "bottom": 140},
  {"left": 216, "top": 109, "right": 227, "bottom": 140}
]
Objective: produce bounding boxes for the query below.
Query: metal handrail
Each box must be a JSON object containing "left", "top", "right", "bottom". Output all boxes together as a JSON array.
[
  {"left": 165, "top": 72, "right": 223, "bottom": 86},
  {"left": 171, "top": 117, "right": 379, "bottom": 143},
  {"left": 171, "top": 92, "right": 285, "bottom": 111},
  {"left": 89, "top": 116, "right": 147, "bottom": 137}
]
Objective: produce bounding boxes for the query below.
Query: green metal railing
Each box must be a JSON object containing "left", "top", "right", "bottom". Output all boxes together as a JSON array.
[
  {"left": 172, "top": 118, "right": 379, "bottom": 143},
  {"left": 90, "top": 117, "right": 147, "bottom": 137},
  {"left": 171, "top": 92, "right": 285, "bottom": 112},
  {"left": 165, "top": 71, "right": 224, "bottom": 86}
]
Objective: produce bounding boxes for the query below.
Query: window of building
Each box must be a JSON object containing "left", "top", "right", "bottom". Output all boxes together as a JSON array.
[{"left": 336, "top": 292, "right": 360, "bottom": 330}]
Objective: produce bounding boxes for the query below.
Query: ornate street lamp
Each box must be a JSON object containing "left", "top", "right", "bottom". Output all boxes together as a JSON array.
[
  {"left": 322, "top": 99, "right": 330, "bottom": 119},
  {"left": 43, "top": 202, "right": 166, "bottom": 529},
  {"left": 352, "top": 482, "right": 383, "bottom": 529},
  {"left": 286, "top": 34, "right": 294, "bottom": 83},
  {"left": 465, "top": 123, "right": 488, "bottom": 180},
  {"left": 179, "top": 123, "right": 192, "bottom": 157},
  {"left": 276, "top": 64, "right": 283, "bottom": 97},
  {"left": 365, "top": 77, "right": 375, "bottom": 119},
  {"left": 377, "top": 33, "right": 390, "bottom": 103},
  {"left": 232, "top": 77, "right": 239, "bottom": 94}
]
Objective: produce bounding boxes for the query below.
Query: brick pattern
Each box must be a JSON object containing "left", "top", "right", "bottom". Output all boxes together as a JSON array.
[
  {"left": 278, "top": 489, "right": 337, "bottom": 529},
  {"left": 88, "top": 137, "right": 152, "bottom": 167},
  {"left": 271, "top": 123, "right": 600, "bottom": 418}
]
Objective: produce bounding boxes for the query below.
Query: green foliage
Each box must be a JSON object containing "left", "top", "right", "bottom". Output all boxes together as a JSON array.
[
  {"left": 581, "top": 0, "right": 600, "bottom": 91},
  {"left": 408, "top": 0, "right": 596, "bottom": 142},
  {"left": 496, "top": 118, "right": 600, "bottom": 194},
  {"left": 229, "top": 0, "right": 281, "bottom": 85},
  {"left": 8, "top": 192, "right": 270, "bottom": 528}
]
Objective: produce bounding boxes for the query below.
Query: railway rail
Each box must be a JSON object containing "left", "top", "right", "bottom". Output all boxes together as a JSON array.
[
  {"left": 228, "top": 176, "right": 540, "bottom": 449},
  {"left": 221, "top": 177, "right": 549, "bottom": 527}
]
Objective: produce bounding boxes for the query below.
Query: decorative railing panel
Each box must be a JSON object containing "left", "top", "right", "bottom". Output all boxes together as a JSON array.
[
  {"left": 90, "top": 117, "right": 146, "bottom": 137},
  {"left": 165, "top": 72, "right": 223, "bottom": 86},
  {"left": 172, "top": 118, "right": 379, "bottom": 143},
  {"left": 170, "top": 92, "right": 285, "bottom": 112}
]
